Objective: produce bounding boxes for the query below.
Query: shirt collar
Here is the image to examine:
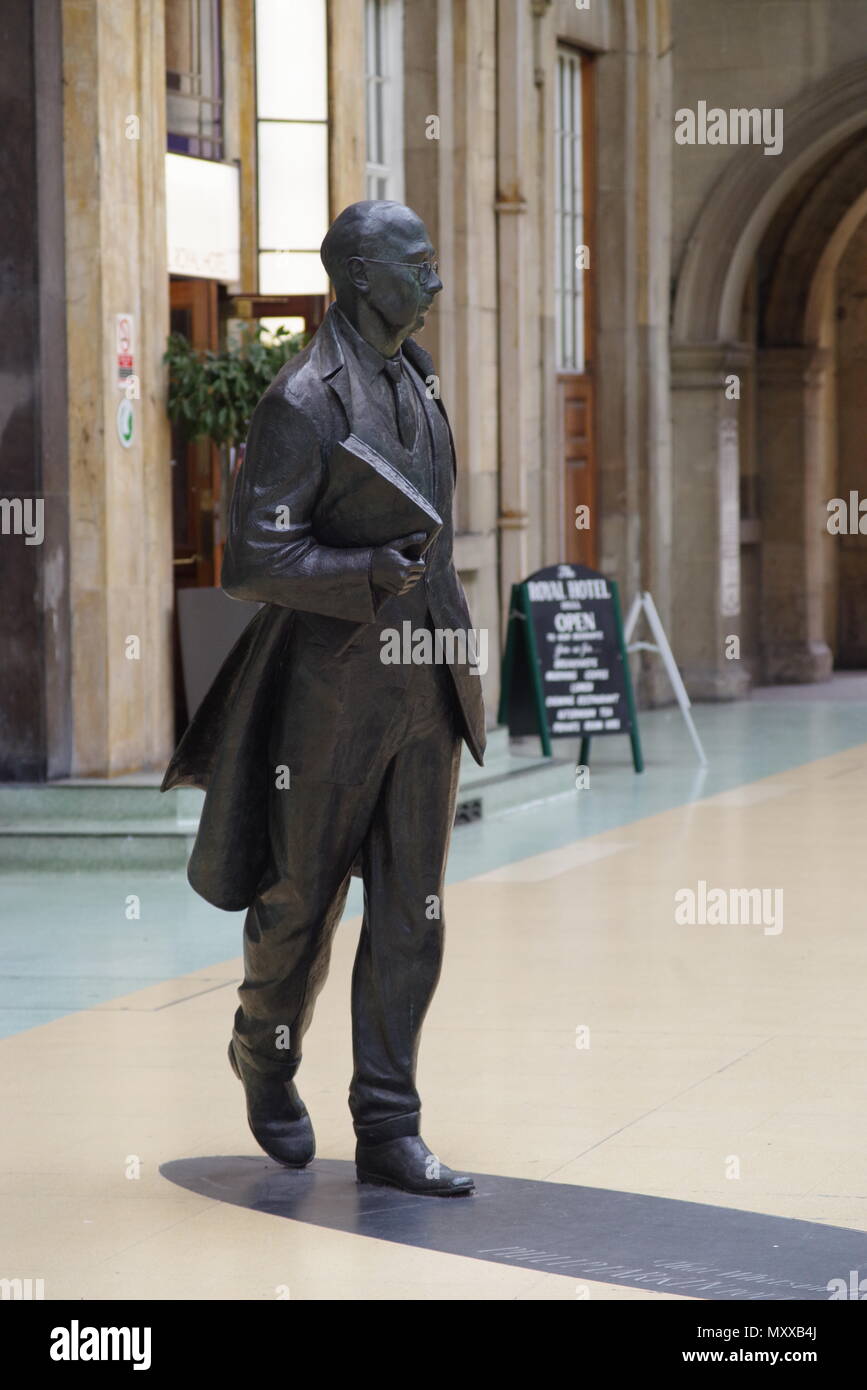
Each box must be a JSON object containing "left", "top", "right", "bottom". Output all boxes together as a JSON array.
[{"left": 334, "top": 305, "right": 403, "bottom": 385}]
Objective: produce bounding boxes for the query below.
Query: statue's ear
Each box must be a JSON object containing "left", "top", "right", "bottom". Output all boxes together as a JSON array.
[{"left": 346, "top": 256, "right": 369, "bottom": 294}]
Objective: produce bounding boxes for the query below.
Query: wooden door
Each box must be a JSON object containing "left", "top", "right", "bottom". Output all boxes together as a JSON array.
[
  {"left": 560, "top": 375, "right": 596, "bottom": 566},
  {"left": 168, "top": 276, "right": 221, "bottom": 734},
  {"left": 169, "top": 277, "right": 221, "bottom": 590}
]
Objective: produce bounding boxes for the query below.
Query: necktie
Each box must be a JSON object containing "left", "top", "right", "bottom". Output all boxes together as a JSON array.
[{"left": 383, "top": 356, "right": 418, "bottom": 451}]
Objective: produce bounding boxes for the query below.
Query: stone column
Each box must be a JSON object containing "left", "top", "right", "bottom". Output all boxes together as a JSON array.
[
  {"left": 0, "top": 0, "right": 71, "bottom": 781},
  {"left": 594, "top": 2, "right": 641, "bottom": 602},
  {"left": 62, "top": 0, "right": 173, "bottom": 774},
  {"left": 494, "top": 0, "right": 530, "bottom": 609},
  {"left": 670, "top": 344, "right": 752, "bottom": 700},
  {"left": 224, "top": 0, "right": 258, "bottom": 292},
  {"left": 635, "top": 0, "right": 674, "bottom": 706},
  {"left": 327, "top": 0, "right": 365, "bottom": 216},
  {"left": 431, "top": 0, "right": 500, "bottom": 718},
  {"left": 586, "top": 1, "right": 678, "bottom": 704},
  {"left": 756, "top": 346, "right": 834, "bottom": 683}
]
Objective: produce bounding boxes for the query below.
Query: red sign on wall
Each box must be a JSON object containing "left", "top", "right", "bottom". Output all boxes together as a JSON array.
[{"left": 115, "top": 313, "right": 135, "bottom": 388}]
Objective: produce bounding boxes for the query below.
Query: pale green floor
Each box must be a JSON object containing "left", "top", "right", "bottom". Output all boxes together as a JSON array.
[{"left": 0, "top": 679, "right": 863, "bottom": 1039}]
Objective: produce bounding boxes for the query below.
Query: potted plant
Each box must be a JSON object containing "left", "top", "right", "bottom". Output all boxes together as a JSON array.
[{"left": 164, "top": 321, "right": 305, "bottom": 545}]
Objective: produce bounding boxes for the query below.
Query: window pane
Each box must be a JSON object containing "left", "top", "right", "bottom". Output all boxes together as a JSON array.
[
  {"left": 555, "top": 49, "right": 585, "bottom": 372},
  {"left": 165, "top": 0, "right": 223, "bottom": 160},
  {"left": 369, "top": 0, "right": 383, "bottom": 75},
  {"left": 258, "top": 122, "right": 329, "bottom": 251},
  {"left": 373, "top": 80, "right": 384, "bottom": 165},
  {"left": 256, "top": 0, "right": 327, "bottom": 121},
  {"left": 364, "top": 0, "right": 403, "bottom": 202},
  {"left": 259, "top": 251, "right": 329, "bottom": 295}
]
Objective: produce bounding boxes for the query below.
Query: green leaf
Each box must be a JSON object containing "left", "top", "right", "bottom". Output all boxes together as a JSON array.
[{"left": 164, "top": 322, "right": 303, "bottom": 448}]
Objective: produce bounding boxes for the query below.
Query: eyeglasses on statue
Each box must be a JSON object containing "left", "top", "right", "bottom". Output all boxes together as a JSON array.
[{"left": 354, "top": 257, "right": 440, "bottom": 285}]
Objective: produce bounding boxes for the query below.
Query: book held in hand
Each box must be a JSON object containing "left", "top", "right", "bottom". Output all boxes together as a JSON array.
[{"left": 312, "top": 433, "right": 443, "bottom": 555}]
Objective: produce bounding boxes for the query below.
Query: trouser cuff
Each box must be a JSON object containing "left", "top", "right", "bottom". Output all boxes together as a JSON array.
[
  {"left": 231, "top": 1031, "right": 301, "bottom": 1079},
  {"left": 353, "top": 1112, "right": 420, "bottom": 1145}
]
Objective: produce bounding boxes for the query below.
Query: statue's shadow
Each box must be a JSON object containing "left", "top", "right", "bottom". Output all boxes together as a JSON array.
[{"left": 160, "top": 1155, "right": 866, "bottom": 1300}]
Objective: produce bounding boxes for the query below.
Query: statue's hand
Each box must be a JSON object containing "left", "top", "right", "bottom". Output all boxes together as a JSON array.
[{"left": 370, "top": 531, "right": 427, "bottom": 595}]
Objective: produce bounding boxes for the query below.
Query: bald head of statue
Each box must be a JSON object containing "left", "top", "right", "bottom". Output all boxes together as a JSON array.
[{"left": 320, "top": 200, "right": 443, "bottom": 357}]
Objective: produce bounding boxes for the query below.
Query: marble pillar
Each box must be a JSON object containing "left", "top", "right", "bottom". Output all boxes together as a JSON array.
[
  {"left": 756, "top": 346, "right": 834, "bottom": 683},
  {"left": 62, "top": 0, "right": 173, "bottom": 774},
  {"left": 670, "top": 344, "right": 752, "bottom": 700}
]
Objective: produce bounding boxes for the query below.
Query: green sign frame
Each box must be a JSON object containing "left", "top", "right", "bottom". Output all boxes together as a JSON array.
[{"left": 498, "top": 571, "right": 644, "bottom": 774}]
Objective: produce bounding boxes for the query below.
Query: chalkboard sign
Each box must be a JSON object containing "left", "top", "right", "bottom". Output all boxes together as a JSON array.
[{"left": 498, "top": 563, "right": 643, "bottom": 772}]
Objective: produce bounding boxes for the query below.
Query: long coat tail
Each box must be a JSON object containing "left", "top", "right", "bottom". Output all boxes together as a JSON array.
[{"left": 162, "top": 604, "right": 295, "bottom": 910}]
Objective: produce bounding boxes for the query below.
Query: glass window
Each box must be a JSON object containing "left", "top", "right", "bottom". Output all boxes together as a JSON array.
[
  {"left": 255, "top": 0, "right": 329, "bottom": 294},
  {"left": 256, "top": 0, "right": 327, "bottom": 120},
  {"left": 365, "top": 0, "right": 404, "bottom": 202},
  {"left": 555, "top": 48, "right": 585, "bottom": 372},
  {"left": 257, "top": 123, "right": 329, "bottom": 252},
  {"left": 166, "top": 0, "right": 224, "bottom": 160}
]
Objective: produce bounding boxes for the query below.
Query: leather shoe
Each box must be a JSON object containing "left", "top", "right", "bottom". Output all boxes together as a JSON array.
[
  {"left": 228, "top": 1040, "right": 315, "bottom": 1168},
  {"left": 356, "top": 1135, "right": 474, "bottom": 1196}
]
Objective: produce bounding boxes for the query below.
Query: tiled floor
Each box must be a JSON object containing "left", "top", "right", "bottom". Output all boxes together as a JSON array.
[{"left": 2, "top": 681, "right": 866, "bottom": 1299}]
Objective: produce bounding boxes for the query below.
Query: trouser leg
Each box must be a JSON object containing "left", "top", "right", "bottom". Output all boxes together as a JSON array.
[
  {"left": 349, "top": 665, "right": 463, "bottom": 1142},
  {"left": 232, "top": 777, "right": 376, "bottom": 1078}
]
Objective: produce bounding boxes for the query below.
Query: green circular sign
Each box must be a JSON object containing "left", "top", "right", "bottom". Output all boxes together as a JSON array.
[{"left": 117, "top": 398, "right": 135, "bottom": 449}]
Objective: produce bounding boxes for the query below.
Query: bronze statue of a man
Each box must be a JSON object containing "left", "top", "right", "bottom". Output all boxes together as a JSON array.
[{"left": 163, "top": 202, "right": 486, "bottom": 1196}]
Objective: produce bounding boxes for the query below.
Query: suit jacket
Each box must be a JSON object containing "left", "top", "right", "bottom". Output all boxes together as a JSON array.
[{"left": 162, "top": 303, "right": 486, "bottom": 911}]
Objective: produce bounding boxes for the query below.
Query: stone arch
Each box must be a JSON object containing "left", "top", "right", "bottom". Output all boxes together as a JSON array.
[
  {"left": 761, "top": 137, "right": 867, "bottom": 346},
  {"left": 751, "top": 137, "right": 867, "bottom": 681},
  {"left": 673, "top": 58, "right": 867, "bottom": 345},
  {"left": 670, "top": 60, "right": 867, "bottom": 696},
  {"left": 805, "top": 185, "right": 867, "bottom": 348}
]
